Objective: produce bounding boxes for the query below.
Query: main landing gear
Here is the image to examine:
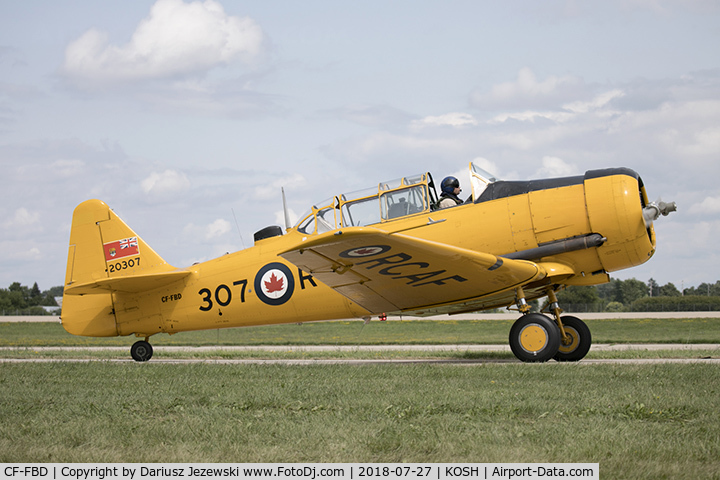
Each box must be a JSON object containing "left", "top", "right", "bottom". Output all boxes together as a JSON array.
[
  {"left": 508, "top": 287, "right": 592, "bottom": 363},
  {"left": 130, "top": 338, "right": 153, "bottom": 362}
]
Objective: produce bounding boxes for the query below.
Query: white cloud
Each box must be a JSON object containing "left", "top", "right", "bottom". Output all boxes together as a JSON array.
[
  {"left": 322, "top": 104, "right": 414, "bottom": 127},
  {"left": 688, "top": 196, "right": 720, "bottom": 215},
  {"left": 205, "top": 218, "right": 231, "bottom": 239},
  {"left": 678, "top": 126, "right": 720, "bottom": 157},
  {"left": 3, "top": 208, "right": 40, "bottom": 228},
  {"left": 490, "top": 110, "right": 575, "bottom": 124},
  {"left": 471, "top": 67, "right": 587, "bottom": 110},
  {"left": 51, "top": 159, "right": 85, "bottom": 177},
  {"left": 563, "top": 89, "right": 625, "bottom": 114},
  {"left": 141, "top": 169, "right": 191, "bottom": 195},
  {"left": 412, "top": 112, "right": 478, "bottom": 128},
  {"left": 490, "top": 89, "right": 625, "bottom": 124},
  {"left": 62, "top": 0, "right": 264, "bottom": 85},
  {"left": 182, "top": 218, "right": 231, "bottom": 242},
  {"left": 254, "top": 173, "right": 307, "bottom": 200},
  {"left": 534, "top": 156, "right": 579, "bottom": 178}
]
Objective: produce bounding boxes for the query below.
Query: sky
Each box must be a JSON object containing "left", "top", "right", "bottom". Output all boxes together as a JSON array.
[{"left": 1, "top": 0, "right": 719, "bottom": 292}]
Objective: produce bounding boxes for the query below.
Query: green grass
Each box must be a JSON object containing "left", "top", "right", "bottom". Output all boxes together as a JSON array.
[
  {"left": 2, "top": 318, "right": 719, "bottom": 477},
  {"left": 2, "top": 317, "right": 720, "bottom": 347},
  {"left": 1, "top": 362, "right": 719, "bottom": 479}
]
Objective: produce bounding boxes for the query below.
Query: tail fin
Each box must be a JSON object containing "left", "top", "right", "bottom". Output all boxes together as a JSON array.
[{"left": 61, "top": 200, "right": 186, "bottom": 337}]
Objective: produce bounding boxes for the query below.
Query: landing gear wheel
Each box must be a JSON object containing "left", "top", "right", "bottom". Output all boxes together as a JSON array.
[
  {"left": 553, "top": 316, "right": 591, "bottom": 362},
  {"left": 131, "top": 340, "right": 153, "bottom": 362},
  {"left": 509, "top": 313, "right": 561, "bottom": 363}
]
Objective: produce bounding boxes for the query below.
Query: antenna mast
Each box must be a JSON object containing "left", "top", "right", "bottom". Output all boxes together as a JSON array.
[{"left": 282, "top": 187, "right": 292, "bottom": 230}]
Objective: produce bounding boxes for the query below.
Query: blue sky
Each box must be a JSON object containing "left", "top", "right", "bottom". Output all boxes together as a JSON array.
[{"left": 1, "top": 0, "right": 718, "bottom": 292}]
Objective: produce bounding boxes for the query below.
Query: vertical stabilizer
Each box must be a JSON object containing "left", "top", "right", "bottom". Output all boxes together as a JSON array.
[{"left": 61, "top": 200, "right": 175, "bottom": 337}]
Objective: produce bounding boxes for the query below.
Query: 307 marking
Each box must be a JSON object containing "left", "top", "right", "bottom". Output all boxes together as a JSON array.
[{"left": 198, "top": 280, "right": 247, "bottom": 311}]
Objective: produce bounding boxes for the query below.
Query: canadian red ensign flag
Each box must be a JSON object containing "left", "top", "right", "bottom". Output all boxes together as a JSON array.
[{"left": 103, "top": 237, "right": 139, "bottom": 261}]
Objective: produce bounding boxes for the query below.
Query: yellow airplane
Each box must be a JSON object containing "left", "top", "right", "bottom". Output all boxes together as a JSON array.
[{"left": 61, "top": 163, "right": 676, "bottom": 362}]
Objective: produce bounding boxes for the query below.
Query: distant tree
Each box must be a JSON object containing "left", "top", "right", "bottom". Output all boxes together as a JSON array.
[
  {"left": 605, "top": 301, "right": 625, "bottom": 312},
  {"left": 648, "top": 278, "right": 660, "bottom": 297},
  {"left": 619, "top": 278, "right": 649, "bottom": 305},
  {"left": 596, "top": 279, "right": 622, "bottom": 303},
  {"left": 659, "top": 282, "right": 681, "bottom": 297},
  {"left": 556, "top": 286, "right": 601, "bottom": 311},
  {"left": 45, "top": 286, "right": 64, "bottom": 297},
  {"left": 0, "top": 282, "right": 61, "bottom": 314},
  {"left": 0, "top": 284, "right": 27, "bottom": 312}
]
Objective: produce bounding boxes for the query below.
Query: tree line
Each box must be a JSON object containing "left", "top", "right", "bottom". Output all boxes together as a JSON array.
[
  {"left": 556, "top": 278, "right": 720, "bottom": 312},
  {"left": 0, "top": 283, "right": 62, "bottom": 315}
]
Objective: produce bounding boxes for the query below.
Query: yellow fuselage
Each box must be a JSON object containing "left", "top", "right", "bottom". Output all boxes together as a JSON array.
[{"left": 62, "top": 168, "right": 655, "bottom": 339}]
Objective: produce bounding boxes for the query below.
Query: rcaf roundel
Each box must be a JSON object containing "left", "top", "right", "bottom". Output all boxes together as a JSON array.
[
  {"left": 339, "top": 245, "right": 391, "bottom": 258},
  {"left": 254, "top": 262, "right": 295, "bottom": 306}
]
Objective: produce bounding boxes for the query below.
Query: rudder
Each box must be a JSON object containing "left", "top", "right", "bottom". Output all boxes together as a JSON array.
[{"left": 61, "top": 200, "right": 175, "bottom": 337}]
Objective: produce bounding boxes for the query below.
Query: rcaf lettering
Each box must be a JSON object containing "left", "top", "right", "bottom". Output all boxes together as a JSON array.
[
  {"left": 378, "top": 262, "right": 430, "bottom": 276},
  {"left": 357, "top": 252, "right": 468, "bottom": 286},
  {"left": 357, "top": 253, "right": 412, "bottom": 270}
]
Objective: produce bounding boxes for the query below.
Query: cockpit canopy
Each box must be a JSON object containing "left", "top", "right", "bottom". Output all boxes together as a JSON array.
[
  {"left": 293, "top": 162, "right": 498, "bottom": 235},
  {"left": 295, "top": 173, "right": 439, "bottom": 234}
]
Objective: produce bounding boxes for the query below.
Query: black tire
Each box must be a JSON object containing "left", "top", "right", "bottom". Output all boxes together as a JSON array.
[
  {"left": 509, "top": 313, "right": 561, "bottom": 363},
  {"left": 131, "top": 340, "right": 153, "bottom": 362},
  {"left": 553, "top": 316, "right": 592, "bottom": 362}
]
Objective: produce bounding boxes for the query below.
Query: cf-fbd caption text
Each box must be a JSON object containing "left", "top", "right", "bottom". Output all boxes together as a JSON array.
[{"left": 2, "top": 464, "right": 599, "bottom": 480}]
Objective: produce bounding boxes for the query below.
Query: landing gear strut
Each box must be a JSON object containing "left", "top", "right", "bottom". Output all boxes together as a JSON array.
[
  {"left": 508, "top": 287, "right": 592, "bottom": 363},
  {"left": 131, "top": 338, "right": 153, "bottom": 362}
]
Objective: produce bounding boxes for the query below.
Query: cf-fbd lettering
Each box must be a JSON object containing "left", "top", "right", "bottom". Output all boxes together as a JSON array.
[{"left": 4, "top": 468, "right": 49, "bottom": 477}]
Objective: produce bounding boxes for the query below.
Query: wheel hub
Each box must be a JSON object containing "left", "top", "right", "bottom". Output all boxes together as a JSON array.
[{"left": 519, "top": 323, "right": 548, "bottom": 354}]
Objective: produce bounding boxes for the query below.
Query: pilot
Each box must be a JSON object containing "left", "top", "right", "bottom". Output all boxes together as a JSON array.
[{"left": 438, "top": 176, "right": 463, "bottom": 208}]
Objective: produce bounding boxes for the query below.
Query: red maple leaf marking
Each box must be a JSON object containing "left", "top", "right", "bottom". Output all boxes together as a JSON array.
[
  {"left": 264, "top": 272, "right": 285, "bottom": 293},
  {"left": 354, "top": 248, "right": 377, "bottom": 255}
]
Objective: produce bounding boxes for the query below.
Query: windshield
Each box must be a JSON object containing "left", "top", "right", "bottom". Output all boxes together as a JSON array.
[{"left": 469, "top": 162, "right": 499, "bottom": 201}]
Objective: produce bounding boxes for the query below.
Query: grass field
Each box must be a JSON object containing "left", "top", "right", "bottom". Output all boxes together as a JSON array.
[
  {"left": 1, "top": 362, "right": 719, "bottom": 478},
  {"left": 1, "top": 318, "right": 719, "bottom": 477}
]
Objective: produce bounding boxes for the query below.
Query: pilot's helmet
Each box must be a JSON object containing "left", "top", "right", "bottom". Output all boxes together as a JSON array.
[{"left": 441, "top": 176, "right": 460, "bottom": 195}]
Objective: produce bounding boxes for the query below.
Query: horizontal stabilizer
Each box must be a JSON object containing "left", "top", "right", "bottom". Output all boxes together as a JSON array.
[{"left": 64, "top": 270, "right": 192, "bottom": 295}]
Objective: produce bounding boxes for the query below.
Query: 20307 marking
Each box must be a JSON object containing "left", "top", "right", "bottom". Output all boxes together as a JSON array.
[{"left": 108, "top": 257, "right": 140, "bottom": 273}]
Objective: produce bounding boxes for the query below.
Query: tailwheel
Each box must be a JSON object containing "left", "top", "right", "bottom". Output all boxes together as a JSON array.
[
  {"left": 553, "top": 316, "right": 591, "bottom": 362},
  {"left": 509, "top": 313, "right": 561, "bottom": 363},
  {"left": 130, "top": 340, "right": 153, "bottom": 362}
]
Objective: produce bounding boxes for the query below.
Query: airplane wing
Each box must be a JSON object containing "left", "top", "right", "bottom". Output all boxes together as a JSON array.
[{"left": 279, "top": 227, "right": 545, "bottom": 314}]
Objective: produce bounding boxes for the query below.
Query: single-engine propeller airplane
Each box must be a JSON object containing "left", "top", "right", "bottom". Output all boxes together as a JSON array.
[{"left": 61, "top": 163, "right": 676, "bottom": 362}]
